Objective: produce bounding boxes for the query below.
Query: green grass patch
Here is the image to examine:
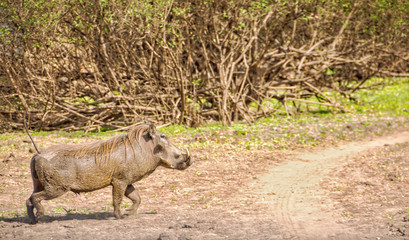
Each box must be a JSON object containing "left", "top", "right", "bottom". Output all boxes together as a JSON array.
[
  {"left": 160, "top": 124, "right": 191, "bottom": 136},
  {"left": 252, "top": 77, "right": 409, "bottom": 117},
  {"left": 348, "top": 78, "right": 409, "bottom": 116},
  {"left": 159, "top": 78, "right": 408, "bottom": 149},
  {"left": 0, "top": 132, "right": 23, "bottom": 141}
]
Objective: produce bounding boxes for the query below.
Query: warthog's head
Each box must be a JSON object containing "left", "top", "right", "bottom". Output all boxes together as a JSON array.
[{"left": 146, "top": 122, "right": 193, "bottom": 170}]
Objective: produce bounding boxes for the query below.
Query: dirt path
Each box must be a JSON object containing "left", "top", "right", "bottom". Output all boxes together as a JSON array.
[{"left": 260, "top": 131, "right": 409, "bottom": 239}]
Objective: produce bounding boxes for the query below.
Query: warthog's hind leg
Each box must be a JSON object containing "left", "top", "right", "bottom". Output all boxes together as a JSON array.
[
  {"left": 26, "top": 196, "right": 35, "bottom": 223},
  {"left": 30, "top": 188, "right": 66, "bottom": 223},
  {"left": 27, "top": 176, "right": 44, "bottom": 224},
  {"left": 125, "top": 184, "right": 141, "bottom": 216}
]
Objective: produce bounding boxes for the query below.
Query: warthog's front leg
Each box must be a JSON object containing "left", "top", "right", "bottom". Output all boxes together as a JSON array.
[
  {"left": 125, "top": 184, "right": 141, "bottom": 216},
  {"left": 111, "top": 180, "right": 127, "bottom": 219}
]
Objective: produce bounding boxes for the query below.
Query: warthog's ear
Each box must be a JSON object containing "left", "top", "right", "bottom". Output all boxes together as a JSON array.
[{"left": 147, "top": 121, "right": 157, "bottom": 139}]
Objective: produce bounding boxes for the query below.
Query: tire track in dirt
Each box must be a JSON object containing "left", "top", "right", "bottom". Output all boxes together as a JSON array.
[{"left": 260, "top": 131, "right": 409, "bottom": 239}]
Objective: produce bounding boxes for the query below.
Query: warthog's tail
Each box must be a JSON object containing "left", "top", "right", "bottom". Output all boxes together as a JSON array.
[{"left": 24, "top": 112, "right": 41, "bottom": 154}]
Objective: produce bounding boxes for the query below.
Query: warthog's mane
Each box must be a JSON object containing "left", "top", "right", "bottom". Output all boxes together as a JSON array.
[{"left": 61, "top": 124, "right": 151, "bottom": 165}]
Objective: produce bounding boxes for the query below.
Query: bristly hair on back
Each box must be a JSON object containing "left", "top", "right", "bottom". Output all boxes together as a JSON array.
[{"left": 61, "top": 123, "right": 152, "bottom": 165}]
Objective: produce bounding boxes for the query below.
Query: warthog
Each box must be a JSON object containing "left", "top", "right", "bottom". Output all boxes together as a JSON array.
[{"left": 25, "top": 122, "right": 193, "bottom": 224}]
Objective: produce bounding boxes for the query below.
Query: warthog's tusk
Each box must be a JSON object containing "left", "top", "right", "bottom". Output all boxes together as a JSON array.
[{"left": 185, "top": 148, "right": 190, "bottom": 159}]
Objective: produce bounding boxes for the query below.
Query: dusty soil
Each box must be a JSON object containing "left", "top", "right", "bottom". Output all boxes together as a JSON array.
[
  {"left": 1, "top": 127, "right": 409, "bottom": 239},
  {"left": 323, "top": 140, "right": 409, "bottom": 239},
  {"left": 261, "top": 131, "right": 409, "bottom": 239}
]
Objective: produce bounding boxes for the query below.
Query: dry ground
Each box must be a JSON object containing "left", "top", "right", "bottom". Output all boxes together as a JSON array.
[
  {"left": 262, "top": 131, "right": 409, "bottom": 239},
  {"left": 1, "top": 125, "right": 409, "bottom": 239}
]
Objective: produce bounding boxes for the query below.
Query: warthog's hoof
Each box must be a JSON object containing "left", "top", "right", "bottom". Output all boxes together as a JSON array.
[
  {"left": 125, "top": 208, "right": 138, "bottom": 216},
  {"left": 114, "top": 214, "right": 125, "bottom": 220},
  {"left": 29, "top": 219, "right": 38, "bottom": 225},
  {"left": 124, "top": 211, "right": 138, "bottom": 219},
  {"left": 29, "top": 217, "right": 44, "bottom": 225}
]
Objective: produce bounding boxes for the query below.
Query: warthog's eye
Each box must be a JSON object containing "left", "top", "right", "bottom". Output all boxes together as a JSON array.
[{"left": 160, "top": 133, "right": 166, "bottom": 139}]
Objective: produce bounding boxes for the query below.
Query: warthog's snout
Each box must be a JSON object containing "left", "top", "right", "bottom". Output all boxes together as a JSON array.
[{"left": 176, "top": 148, "right": 194, "bottom": 170}]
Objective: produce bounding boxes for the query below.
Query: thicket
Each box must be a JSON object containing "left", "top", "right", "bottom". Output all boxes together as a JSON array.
[{"left": 1, "top": 0, "right": 408, "bottom": 131}]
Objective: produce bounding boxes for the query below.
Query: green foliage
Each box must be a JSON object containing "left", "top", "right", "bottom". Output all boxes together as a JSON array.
[
  {"left": 1, "top": 0, "right": 408, "bottom": 130},
  {"left": 74, "top": 96, "right": 95, "bottom": 105}
]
